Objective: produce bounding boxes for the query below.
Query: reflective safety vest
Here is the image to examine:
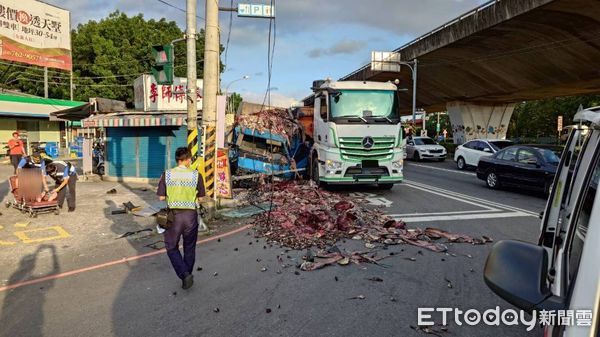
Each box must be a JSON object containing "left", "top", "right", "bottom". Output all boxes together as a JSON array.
[{"left": 165, "top": 166, "right": 199, "bottom": 209}]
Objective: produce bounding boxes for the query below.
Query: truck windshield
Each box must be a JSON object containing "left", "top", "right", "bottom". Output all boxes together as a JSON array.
[{"left": 330, "top": 90, "right": 398, "bottom": 122}]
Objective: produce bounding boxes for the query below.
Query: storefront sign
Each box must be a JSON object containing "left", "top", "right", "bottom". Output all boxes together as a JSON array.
[
  {"left": 215, "top": 148, "right": 232, "bottom": 199},
  {"left": 0, "top": 0, "right": 71, "bottom": 70},
  {"left": 133, "top": 74, "right": 203, "bottom": 112}
]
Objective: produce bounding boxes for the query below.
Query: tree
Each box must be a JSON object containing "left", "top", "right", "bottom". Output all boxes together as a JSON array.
[
  {"left": 229, "top": 92, "right": 243, "bottom": 113},
  {"left": 0, "top": 11, "right": 224, "bottom": 105},
  {"left": 508, "top": 94, "right": 600, "bottom": 139}
]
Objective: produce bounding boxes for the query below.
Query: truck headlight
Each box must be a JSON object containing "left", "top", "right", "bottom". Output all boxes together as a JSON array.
[
  {"left": 325, "top": 160, "right": 342, "bottom": 171},
  {"left": 392, "top": 159, "right": 403, "bottom": 169}
]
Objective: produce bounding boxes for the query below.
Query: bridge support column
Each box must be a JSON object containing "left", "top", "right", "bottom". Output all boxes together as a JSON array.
[{"left": 446, "top": 101, "right": 515, "bottom": 144}]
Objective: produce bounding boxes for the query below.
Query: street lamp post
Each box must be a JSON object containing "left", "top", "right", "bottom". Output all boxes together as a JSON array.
[{"left": 224, "top": 75, "right": 249, "bottom": 114}]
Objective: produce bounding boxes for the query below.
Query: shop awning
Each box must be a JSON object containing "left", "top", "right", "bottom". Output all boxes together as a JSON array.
[
  {"left": 50, "top": 102, "right": 94, "bottom": 121},
  {"left": 0, "top": 93, "right": 87, "bottom": 119},
  {"left": 82, "top": 111, "right": 191, "bottom": 128}
]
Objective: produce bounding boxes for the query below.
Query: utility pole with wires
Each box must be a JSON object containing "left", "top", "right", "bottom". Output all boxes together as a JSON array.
[{"left": 185, "top": 0, "right": 199, "bottom": 172}]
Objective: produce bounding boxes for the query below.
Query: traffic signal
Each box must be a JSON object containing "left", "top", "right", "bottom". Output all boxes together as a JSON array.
[{"left": 151, "top": 44, "right": 174, "bottom": 85}]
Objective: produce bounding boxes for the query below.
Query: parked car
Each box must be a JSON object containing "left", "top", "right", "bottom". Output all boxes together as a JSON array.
[
  {"left": 405, "top": 136, "right": 447, "bottom": 161},
  {"left": 454, "top": 139, "right": 514, "bottom": 170},
  {"left": 476, "top": 145, "right": 560, "bottom": 194},
  {"left": 483, "top": 106, "right": 600, "bottom": 337}
]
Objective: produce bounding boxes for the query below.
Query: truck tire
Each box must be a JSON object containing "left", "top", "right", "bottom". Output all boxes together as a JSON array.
[{"left": 311, "top": 157, "right": 323, "bottom": 187}]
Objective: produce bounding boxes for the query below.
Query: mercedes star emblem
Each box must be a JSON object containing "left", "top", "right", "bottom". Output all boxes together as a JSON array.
[{"left": 362, "top": 136, "right": 374, "bottom": 149}]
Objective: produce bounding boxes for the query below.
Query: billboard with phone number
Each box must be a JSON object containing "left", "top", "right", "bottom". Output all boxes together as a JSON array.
[{"left": 0, "top": 0, "right": 71, "bottom": 70}]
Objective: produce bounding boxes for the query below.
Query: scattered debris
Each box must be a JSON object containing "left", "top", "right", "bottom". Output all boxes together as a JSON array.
[
  {"left": 218, "top": 238, "right": 221, "bottom": 242},
  {"left": 122, "top": 201, "right": 138, "bottom": 212},
  {"left": 213, "top": 272, "right": 218, "bottom": 277},
  {"left": 172, "top": 291, "right": 177, "bottom": 296},
  {"left": 294, "top": 271, "right": 300, "bottom": 275},
  {"left": 404, "top": 257, "right": 416, "bottom": 262},
  {"left": 234, "top": 248, "right": 239, "bottom": 251},
  {"left": 444, "top": 277, "right": 453, "bottom": 289},
  {"left": 366, "top": 276, "right": 383, "bottom": 282},
  {"left": 144, "top": 240, "right": 165, "bottom": 250},
  {"left": 265, "top": 308, "right": 272, "bottom": 314},
  {"left": 261, "top": 267, "right": 268, "bottom": 272},
  {"left": 106, "top": 188, "right": 117, "bottom": 194},
  {"left": 197, "top": 267, "right": 202, "bottom": 271},
  {"left": 117, "top": 228, "right": 152, "bottom": 239},
  {"left": 213, "top": 307, "right": 220, "bottom": 313},
  {"left": 334, "top": 276, "right": 339, "bottom": 282},
  {"left": 251, "top": 182, "right": 492, "bottom": 256},
  {"left": 111, "top": 209, "right": 127, "bottom": 215},
  {"left": 390, "top": 296, "right": 397, "bottom": 302},
  {"left": 348, "top": 295, "right": 366, "bottom": 300}
]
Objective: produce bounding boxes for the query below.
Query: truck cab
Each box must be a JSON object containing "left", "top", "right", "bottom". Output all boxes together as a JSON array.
[
  {"left": 308, "top": 80, "right": 404, "bottom": 189},
  {"left": 483, "top": 106, "right": 600, "bottom": 336}
]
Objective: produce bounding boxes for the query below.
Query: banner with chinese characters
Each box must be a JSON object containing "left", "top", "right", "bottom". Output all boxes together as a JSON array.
[
  {"left": 215, "top": 148, "right": 232, "bottom": 199},
  {"left": 133, "top": 74, "right": 203, "bottom": 112},
  {"left": 0, "top": 0, "right": 71, "bottom": 70}
]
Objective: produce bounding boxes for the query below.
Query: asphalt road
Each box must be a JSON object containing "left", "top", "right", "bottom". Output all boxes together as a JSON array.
[{"left": 0, "top": 159, "right": 547, "bottom": 337}]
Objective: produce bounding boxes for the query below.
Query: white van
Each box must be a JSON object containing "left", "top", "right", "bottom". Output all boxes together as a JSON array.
[{"left": 484, "top": 106, "right": 600, "bottom": 336}]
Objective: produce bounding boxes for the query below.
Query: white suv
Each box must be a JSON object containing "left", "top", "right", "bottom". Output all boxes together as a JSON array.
[
  {"left": 454, "top": 139, "right": 514, "bottom": 170},
  {"left": 484, "top": 106, "right": 600, "bottom": 336}
]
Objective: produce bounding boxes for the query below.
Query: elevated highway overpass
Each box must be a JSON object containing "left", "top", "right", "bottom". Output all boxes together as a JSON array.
[{"left": 341, "top": 0, "right": 600, "bottom": 143}]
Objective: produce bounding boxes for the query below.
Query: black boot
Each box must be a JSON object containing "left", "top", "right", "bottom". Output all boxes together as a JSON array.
[{"left": 182, "top": 273, "right": 194, "bottom": 289}]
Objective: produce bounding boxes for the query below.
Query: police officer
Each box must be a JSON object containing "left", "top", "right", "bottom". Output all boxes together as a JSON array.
[
  {"left": 157, "top": 147, "right": 205, "bottom": 289},
  {"left": 46, "top": 161, "right": 77, "bottom": 212}
]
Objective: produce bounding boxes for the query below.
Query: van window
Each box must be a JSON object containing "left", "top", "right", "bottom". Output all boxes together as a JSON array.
[{"left": 567, "top": 151, "right": 599, "bottom": 284}]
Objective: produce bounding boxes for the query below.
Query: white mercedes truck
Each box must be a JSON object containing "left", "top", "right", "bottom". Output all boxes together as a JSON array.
[{"left": 305, "top": 79, "right": 404, "bottom": 189}]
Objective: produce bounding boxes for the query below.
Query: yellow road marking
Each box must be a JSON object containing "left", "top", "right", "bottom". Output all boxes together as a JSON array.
[
  {"left": 14, "top": 226, "right": 71, "bottom": 244},
  {"left": 14, "top": 222, "right": 30, "bottom": 228}
]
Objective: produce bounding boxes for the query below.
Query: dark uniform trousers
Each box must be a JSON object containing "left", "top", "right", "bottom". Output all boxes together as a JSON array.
[
  {"left": 56, "top": 175, "right": 77, "bottom": 208},
  {"left": 164, "top": 209, "right": 199, "bottom": 279}
]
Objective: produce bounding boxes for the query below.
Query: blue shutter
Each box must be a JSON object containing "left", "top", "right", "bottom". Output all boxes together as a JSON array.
[{"left": 107, "top": 128, "right": 138, "bottom": 177}]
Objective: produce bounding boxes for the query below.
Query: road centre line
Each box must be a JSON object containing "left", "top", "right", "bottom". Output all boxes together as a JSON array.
[
  {"left": 404, "top": 180, "right": 540, "bottom": 217},
  {"left": 393, "top": 211, "right": 531, "bottom": 223},
  {"left": 408, "top": 163, "right": 476, "bottom": 176},
  {"left": 0, "top": 224, "right": 253, "bottom": 293}
]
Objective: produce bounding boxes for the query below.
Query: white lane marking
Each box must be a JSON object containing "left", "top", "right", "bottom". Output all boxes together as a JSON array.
[
  {"left": 348, "top": 192, "right": 393, "bottom": 207},
  {"left": 404, "top": 180, "right": 540, "bottom": 217},
  {"left": 389, "top": 209, "right": 493, "bottom": 217},
  {"left": 408, "top": 163, "right": 476, "bottom": 176},
  {"left": 393, "top": 211, "right": 531, "bottom": 223},
  {"left": 403, "top": 183, "right": 498, "bottom": 211}
]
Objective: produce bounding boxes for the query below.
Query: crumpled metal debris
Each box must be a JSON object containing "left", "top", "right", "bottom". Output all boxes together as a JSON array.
[{"left": 251, "top": 181, "right": 492, "bottom": 256}]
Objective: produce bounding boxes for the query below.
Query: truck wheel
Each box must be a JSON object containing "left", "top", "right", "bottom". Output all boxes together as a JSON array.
[
  {"left": 379, "top": 184, "right": 394, "bottom": 190},
  {"left": 311, "top": 157, "right": 321, "bottom": 186}
]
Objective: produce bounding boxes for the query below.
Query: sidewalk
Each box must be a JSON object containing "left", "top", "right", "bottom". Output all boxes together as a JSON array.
[{"left": 0, "top": 162, "right": 241, "bottom": 287}]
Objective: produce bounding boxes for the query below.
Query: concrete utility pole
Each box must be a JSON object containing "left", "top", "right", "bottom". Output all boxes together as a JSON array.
[
  {"left": 203, "top": 0, "right": 219, "bottom": 124},
  {"left": 200, "top": 0, "right": 220, "bottom": 199},
  {"left": 186, "top": 0, "right": 198, "bottom": 133}
]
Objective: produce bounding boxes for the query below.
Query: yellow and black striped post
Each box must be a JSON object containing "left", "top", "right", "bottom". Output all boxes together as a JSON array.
[
  {"left": 201, "top": 125, "right": 217, "bottom": 198},
  {"left": 187, "top": 127, "right": 201, "bottom": 171}
]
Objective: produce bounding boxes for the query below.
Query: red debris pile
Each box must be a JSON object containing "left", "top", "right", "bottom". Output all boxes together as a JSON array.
[
  {"left": 251, "top": 181, "right": 492, "bottom": 253},
  {"left": 237, "top": 109, "right": 301, "bottom": 142}
]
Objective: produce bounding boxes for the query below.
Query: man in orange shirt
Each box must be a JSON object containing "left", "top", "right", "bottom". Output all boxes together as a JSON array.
[{"left": 7, "top": 132, "right": 25, "bottom": 174}]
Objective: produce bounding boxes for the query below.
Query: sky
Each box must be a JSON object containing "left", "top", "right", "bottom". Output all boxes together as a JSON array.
[{"left": 46, "top": 0, "right": 487, "bottom": 106}]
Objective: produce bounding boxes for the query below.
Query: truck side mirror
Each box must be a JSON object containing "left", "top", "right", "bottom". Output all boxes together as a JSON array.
[{"left": 484, "top": 240, "right": 565, "bottom": 313}]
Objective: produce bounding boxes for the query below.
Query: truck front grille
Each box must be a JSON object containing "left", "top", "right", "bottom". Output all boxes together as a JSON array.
[{"left": 338, "top": 137, "right": 395, "bottom": 161}]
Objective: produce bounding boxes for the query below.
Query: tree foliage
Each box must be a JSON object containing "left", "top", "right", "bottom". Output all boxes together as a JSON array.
[
  {"left": 0, "top": 11, "right": 223, "bottom": 105},
  {"left": 508, "top": 94, "right": 600, "bottom": 138}
]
